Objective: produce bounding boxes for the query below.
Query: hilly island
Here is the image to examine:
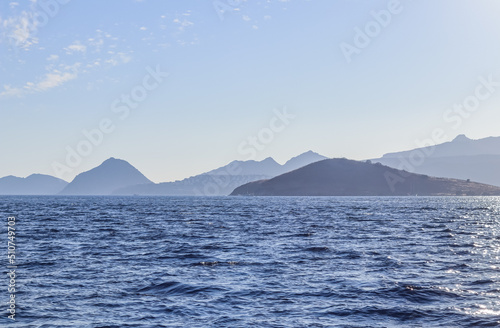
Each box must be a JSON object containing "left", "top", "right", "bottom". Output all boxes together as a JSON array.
[{"left": 230, "top": 158, "right": 500, "bottom": 196}]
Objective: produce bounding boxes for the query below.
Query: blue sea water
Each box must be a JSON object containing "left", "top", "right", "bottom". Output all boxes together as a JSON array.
[{"left": 1, "top": 196, "right": 500, "bottom": 327}]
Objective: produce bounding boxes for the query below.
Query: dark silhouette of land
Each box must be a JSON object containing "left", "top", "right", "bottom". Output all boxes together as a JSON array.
[
  {"left": 0, "top": 152, "right": 327, "bottom": 196},
  {"left": 2, "top": 137, "right": 500, "bottom": 197},
  {"left": 231, "top": 158, "right": 500, "bottom": 196},
  {"left": 0, "top": 174, "right": 68, "bottom": 195},
  {"left": 59, "top": 158, "right": 153, "bottom": 195},
  {"left": 113, "top": 151, "right": 327, "bottom": 196}
]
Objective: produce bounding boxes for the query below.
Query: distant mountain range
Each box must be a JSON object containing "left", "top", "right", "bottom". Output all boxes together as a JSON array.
[
  {"left": 2, "top": 135, "right": 500, "bottom": 196},
  {"left": 204, "top": 151, "right": 328, "bottom": 176},
  {"left": 231, "top": 158, "right": 500, "bottom": 196},
  {"left": 0, "top": 174, "right": 68, "bottom": 195},
  {"left": 113, "top": 151, "right": 328, "bottom": 196},
  {"left": 372, "top": 135, "right": 500, "bottom": 187},
  {"left": 0, "top": 151, "right": 327, "bottom": 196}
]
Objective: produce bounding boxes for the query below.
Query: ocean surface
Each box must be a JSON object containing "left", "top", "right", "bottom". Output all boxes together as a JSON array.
[{"left": 1, "top": 196, "right": 500, "bottom": 327}]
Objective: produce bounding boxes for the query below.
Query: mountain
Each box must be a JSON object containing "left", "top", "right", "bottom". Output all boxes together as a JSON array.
[
  {"left": 372, "top": 135, "right": 500, "bottom": 187},
  {"left": 114, "top": 151, "right": 328, "bottom": 196},
  {"left": 113, "top": 173, "right": 271, "bottom": 196},
  {"left": 382, "top": 135, "right": 500, "bottom": 158},
  {"left": 205, "top": 157, "right": 283, "bottom": 176},
  {"left": 59, "top": 158, "right": 153, "bottom": 195},
  {"left": 0, "top": 174, "right": 68, "bottom": 195},
  {"left": 282, "top": 150, "right": 328, "bottom": 172},
  {"left": 230, "top": 158, "right": 500, "bottom": 196}
]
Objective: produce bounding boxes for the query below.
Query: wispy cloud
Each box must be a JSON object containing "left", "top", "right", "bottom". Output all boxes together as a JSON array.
[
  {"left": 173, "top": 11, "right": 194, "bottom": 32},
  {"left": 36, "top": 69, "right": 79, "bottom": 92},
  {"left": 0, "top": 64, "right": 80, "bottom": 98},
  {"left": 65, "top": 41, "right": 87, "bottom": 54},
  {"left": 0, "top": 85, "right": 24, "bottom": 98},
  {"left": 1, "top": 10, "right": 39, "bottom": 49},
  {"left": 87, "top": 29, "right": 112, "bottom": 53},
  {"left": 47, "top": 54, "right": 59, "bottom": 61},
  {"left": 170, "top": 11, "right": 198, "bottom": 46},
  {"left": 1, "top": 0, "right": 70, "bottom": 50},
  {"left": 105, "top": 52, "right": 132, "bottom": 66}
]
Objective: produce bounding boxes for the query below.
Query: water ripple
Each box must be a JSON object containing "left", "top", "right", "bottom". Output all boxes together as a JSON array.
[{"left": 1, "top": 196, "right": 500, "bottom": 327}]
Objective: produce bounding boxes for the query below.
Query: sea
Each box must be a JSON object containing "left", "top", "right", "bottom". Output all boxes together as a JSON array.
[{"left": 1, "top": 196, "right": 500, "bottom": 328}]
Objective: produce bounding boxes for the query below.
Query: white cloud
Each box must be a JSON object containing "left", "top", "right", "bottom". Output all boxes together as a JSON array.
[
  {"left": 1, "top": 11, "right": 39, "bottom": 49},
  {"left": 105, "top": 52, "right": 132, "bottom": 66},
  {"left": 65, "top": 41, "right": 86, "bottom": 54},
  {"left": 86, "top": 60, "right": 101, "bottom": 68},
  {"left": 0, "top": 64, "right": 80, "bottom": 98},
  {"left": 140, "top": 26, "right": 147, "bottom": 31},
  {"left": 0, "top": 85, "right": 24, "bottom": 98},
  {"left": 119, "top": 52, "right": 132, "bottom": 63},
  {"left": 35, "top": 70, "right": 78, "bottom": 91},
  {"left": 9, "top": 2, "right": 19, "bottom": 9},
  {"left": 87, "top": 30, "right": 110, "bottom": 52},
  {"left": 88, "top": 37, "right": 104, "bottom": 52},
  {"left": 47, "top": 54, "right": 59, "bottom": 61},
  {"left": 173, "top": 17, "right": 194, "bottom": 32}
]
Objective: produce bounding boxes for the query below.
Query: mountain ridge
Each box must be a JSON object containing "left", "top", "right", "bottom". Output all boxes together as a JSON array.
[
  {"left": 231, "top": 158, "right": 500, "bottom": 196},
  {"left": 0, "top": 151, "right": 327, "bottom": 196},
  {"left": 373, "top": 135, "right": 500, "bottom": 187},
  {"left": 2, "top": 138, "right": 500, "bottom": 196},
  {"left": 381, "top": 135, "right": 500, "bottom": 158},
  {"left": 59, "top": 157, "right": 153, "bottom": 195},
  {"left": 0, "top": 174, "right": 68, "bottom": 195},
  {"left": 114, "top": 151, "right": 328, "bottom": 196}
]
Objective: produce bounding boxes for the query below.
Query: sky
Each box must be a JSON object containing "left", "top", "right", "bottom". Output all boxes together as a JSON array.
[{"left": 1, "top": 0, "right": 500, "bottom": 183}]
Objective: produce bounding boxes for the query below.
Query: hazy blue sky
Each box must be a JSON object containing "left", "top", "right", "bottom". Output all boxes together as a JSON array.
[{"left": 1, "top": 0, "right": 500, "bottom": 183}]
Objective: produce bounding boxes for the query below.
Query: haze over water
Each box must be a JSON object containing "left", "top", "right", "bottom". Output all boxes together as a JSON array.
[{"left": 2, "top": 196, "right": 500, "bottom": 327}]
